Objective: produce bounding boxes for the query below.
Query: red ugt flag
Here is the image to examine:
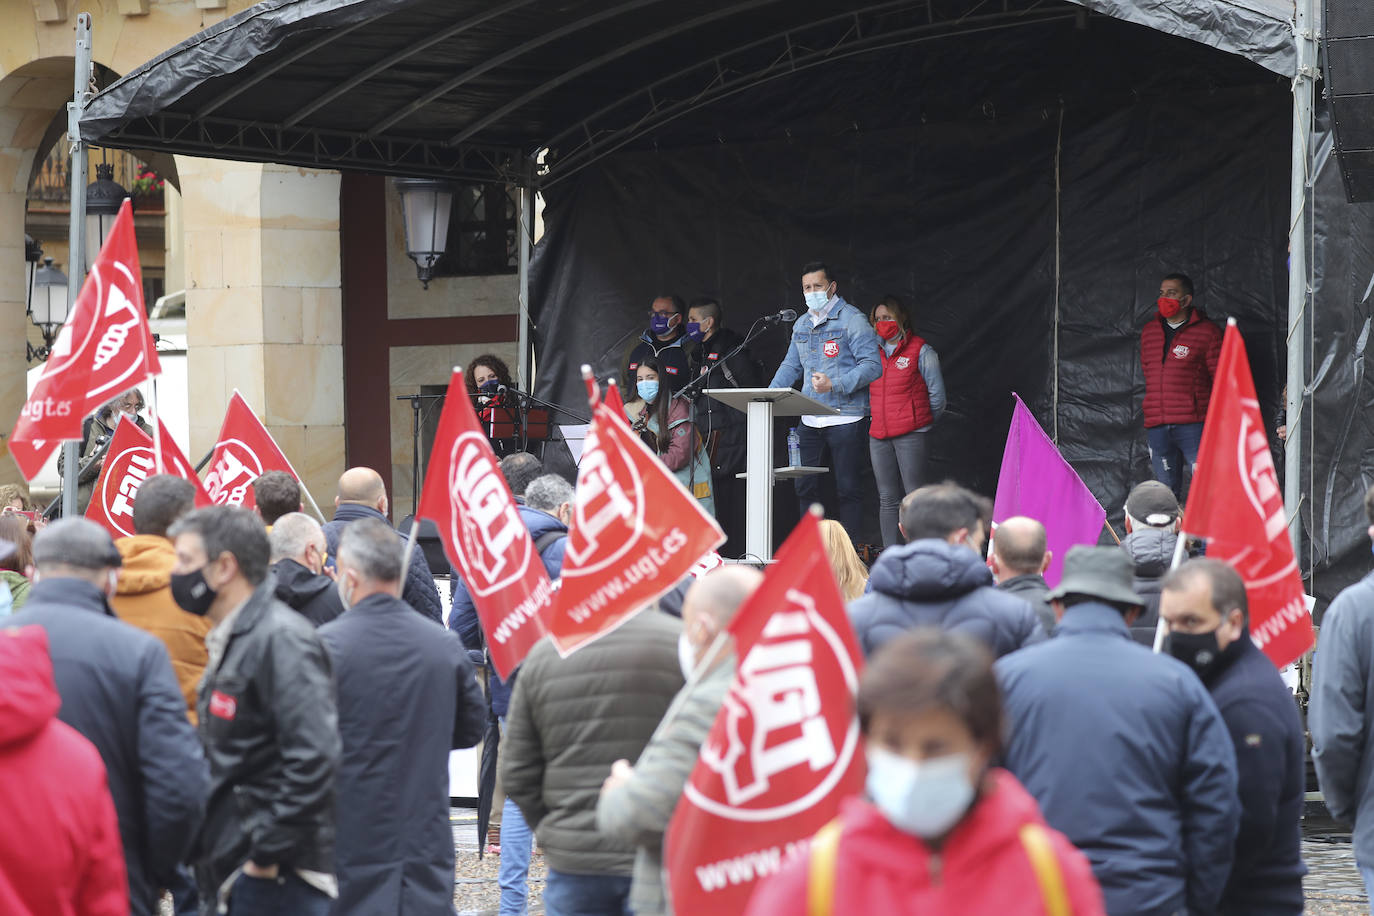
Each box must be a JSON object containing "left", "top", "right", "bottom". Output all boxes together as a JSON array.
[
  {"left": 11, "top": 200, "right": 160, "bottom": 480},
  {"left": 1183, "top": 320, "right": 1314, "bottom": 668},
  {"left": 549, "top": 367, "right": 724, "bottom": 656},
  {"left": 204, "top": 391, "right": 302, "bottom": 510},
  {"left": 86, "top": 417, "right": 211, "bottom": 538},
  {"left": 665, "top": 511, "right": 865, "bottom": 915},
  {"left": 417, "top": 368, "right": 553, "bottom": 680}
]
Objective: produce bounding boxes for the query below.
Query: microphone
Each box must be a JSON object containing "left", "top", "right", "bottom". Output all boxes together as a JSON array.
[{"left": 765, "top": 308, "right": 798, "bottom": 323}]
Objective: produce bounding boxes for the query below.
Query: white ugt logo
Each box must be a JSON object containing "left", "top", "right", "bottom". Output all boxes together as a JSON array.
[
  {"left": 702, "top": 611, "right": 837, "bottom": 806},
  {"left": 566, "top": 447, "right": 634, "bottom": 565}
]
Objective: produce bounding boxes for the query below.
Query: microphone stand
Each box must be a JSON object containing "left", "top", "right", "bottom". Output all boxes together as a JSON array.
[
  {"left": 394, "top": 393, "right": 446, "bottom": 516},
  {"left": 672, "top": 314, "right": 787, "bottom": 504},
  {"left": 499, "top": 385, "right": 590, "bottom": 425},
  {"left": 672, "top": 314, "right": 782, "bottom": 404}
]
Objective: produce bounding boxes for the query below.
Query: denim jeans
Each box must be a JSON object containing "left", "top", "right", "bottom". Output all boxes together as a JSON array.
[
  {"left": 795, "top": 420, "right": 870, "bottom": 538},
  {"left": 1146, "top": 422, "right": 1203, "bottom": 503},
  {"left": 226, "top": 872, "right": 331, "bottom": 916},
  {"left": 869, "top": 430, "right": 930, "bottom": 547},
  {"left": 497, "top": 794, "right": 535, "bottom": 915},
  {"left": 543, "top": 870, "right": 632, "bottom": 916},
  {"left": 168, "top": 864, "right": 199, "bottom": 916}
]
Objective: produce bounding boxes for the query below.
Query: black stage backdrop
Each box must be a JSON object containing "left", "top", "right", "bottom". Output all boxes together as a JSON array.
[{"left": 531, "top": 15, "right": 1290, "bottom": 555}]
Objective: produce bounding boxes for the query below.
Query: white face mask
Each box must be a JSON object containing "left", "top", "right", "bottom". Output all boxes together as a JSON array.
[
  {"left": 866, "top": 746, "right": 976, "bottom": 840},
  {"left": 804, "top": 289, "right": 830, "bottom": 312},
  {"left": 678, "top": 632, "right": 697, "bottom": 680}
]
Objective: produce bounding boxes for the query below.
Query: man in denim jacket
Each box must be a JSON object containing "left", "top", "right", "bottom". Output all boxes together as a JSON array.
[{"left": 768, "top": 261, "right": 882, "bottom": 536}]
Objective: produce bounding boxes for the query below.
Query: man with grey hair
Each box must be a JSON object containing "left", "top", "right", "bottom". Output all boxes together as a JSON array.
[
  {"left": 525, "top": 472, "right": 574, "bottom": 526},
  {"left": 597, "top": 566, "right": 764, "bottom": 915},
  {"left": 319, "top": 519, "right": 484, "bottom": 914},
  {"left": 170, "top": 506, "right": 338, "bottom": 915},
  {"left": 269, "top": 512, "right": 344, "bottom": 626},
  {"left": 9, "top": 518, "right": 208, "bottom": 916}
]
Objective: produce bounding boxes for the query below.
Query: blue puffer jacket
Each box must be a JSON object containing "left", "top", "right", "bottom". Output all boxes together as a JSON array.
[
  {"left": 450, "top": 505, "right": 567, "bottom": 717},
  {"left": 768, "top": 296, "right": 882, "bottom": 417},
  {"left": 848, "top": 539, "right": 1045, "bottom": 659},
  {"left": 323, "top": 503, "right": 443, "bottom": 625},
  {"left": 996, "top": 602, "right": 1240, "bottom": 916}
]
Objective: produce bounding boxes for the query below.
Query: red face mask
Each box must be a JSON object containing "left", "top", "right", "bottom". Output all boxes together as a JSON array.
[
  {"left": 1157, "top": 297, "right": 1184, "bottom": 319},
  {"left": 875, "top": 320, "right": 901, "bottom": 341}
]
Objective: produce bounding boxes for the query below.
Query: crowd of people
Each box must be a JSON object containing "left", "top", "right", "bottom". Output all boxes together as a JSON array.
[
  {"left": 0, "top": 422, "right": 1342, "bottom": 916},
  {"left": 0, "top": 262, "right": 1347, "bottom": 916}
]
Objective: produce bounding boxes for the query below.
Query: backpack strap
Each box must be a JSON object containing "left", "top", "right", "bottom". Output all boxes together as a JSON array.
[
  {"left": 532, "top": 530, "right": 564, "bottom": 556},
  {"left": 1019, "top": 823, "right": 1071, "bottom": 916},
  {"left": 806, "top": 819, "right": 843, "bottom": 916}
]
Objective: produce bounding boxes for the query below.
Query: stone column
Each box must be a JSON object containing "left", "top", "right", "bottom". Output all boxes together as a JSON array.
[
  {"left": 0, "top": 185, "right": 27, "bottom": 485},
  {"left": 179, "top": 158, "right": 344, "bottom": 514}
]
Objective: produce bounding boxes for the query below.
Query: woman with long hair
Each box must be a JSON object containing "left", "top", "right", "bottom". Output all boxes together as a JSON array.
[
  {"left": 747, "top": 629, "right": 1104, "bottom": 915},
  {"left": 625, "top": 357, "right": 714, "bottom": 515},
  {"left": 468, "top": 354, "right": 517, "bottom": 453},
  {"left": 868, "top": 296, "right": 945, "bottom": 548},
  {"left": 0, "top": 514, "right": 35, "bottom": 611},
  {"left": 821, "top": 518, "right": 869, "bottom": 601}
]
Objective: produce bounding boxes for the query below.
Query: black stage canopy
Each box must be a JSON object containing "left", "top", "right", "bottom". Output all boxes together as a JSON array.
[{"left": 79, "top": 0, "right": 1296, "bottom": 183}]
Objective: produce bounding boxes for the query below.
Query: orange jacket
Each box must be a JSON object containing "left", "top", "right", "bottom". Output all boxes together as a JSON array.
[{"left": 111, "top": 535, "right": 211, "bottom": 723}]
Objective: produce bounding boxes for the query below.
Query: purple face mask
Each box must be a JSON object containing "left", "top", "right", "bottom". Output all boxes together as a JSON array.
[{"left": 650, "top": 312, "right": 675, "bottom": 335}]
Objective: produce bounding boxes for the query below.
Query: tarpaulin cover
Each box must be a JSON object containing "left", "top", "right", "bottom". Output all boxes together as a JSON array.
[
  {"left": 531, "top": 16, "right": 1291, "bottom": 549},
  {"left": 78, "top": 0, "right": 1295, "bottom": 182},
  {"left": 1306, "top": 118, "right": 1374, "bottom": 614}
]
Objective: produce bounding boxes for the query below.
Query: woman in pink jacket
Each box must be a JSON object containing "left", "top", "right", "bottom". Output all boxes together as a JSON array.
[{"left": 746, "top": 628, "right": 1105, "bottom": 916}]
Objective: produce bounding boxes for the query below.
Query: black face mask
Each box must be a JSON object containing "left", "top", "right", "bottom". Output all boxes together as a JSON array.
[
  {"left": 171, "top": 567, "right": 217, "bottom": 617},
  {"left": 1168, "top": 628, "right": 1228, "bottom": 680}
]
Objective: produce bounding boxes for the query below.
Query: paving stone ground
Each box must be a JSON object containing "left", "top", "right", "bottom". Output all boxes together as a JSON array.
[{"left": 155, "top": 810, "right": 1369, "bottom": 914}]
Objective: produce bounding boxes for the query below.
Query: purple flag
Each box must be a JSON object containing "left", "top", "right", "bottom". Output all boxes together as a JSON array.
[{"left": 992, "top": 394, "right": 1107, "bottom": 588}]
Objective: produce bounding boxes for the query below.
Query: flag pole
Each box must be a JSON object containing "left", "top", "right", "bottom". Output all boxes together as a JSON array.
[
  {"left": 149, "top": 379, "right": 165, "bottom": 473},
  {"left": 61, "top": 14, "right": 93, "bottom": 520},
  {"left": 299, "top": 486, "right": 327, "bottom": 525},
  {"left": 397, "top": 522, "right": 420, "bottom": 601},
  {"left": 1151, "top": 532, "right": 1190, "bottom": 653}
]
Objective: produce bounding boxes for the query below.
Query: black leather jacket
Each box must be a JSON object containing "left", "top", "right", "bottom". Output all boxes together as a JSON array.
[{"left": 192, "top": 580, "right": 339, "bottom": 899}]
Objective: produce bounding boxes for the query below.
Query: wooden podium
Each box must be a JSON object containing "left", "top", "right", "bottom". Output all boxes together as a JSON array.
[{"left": 705, "top": 388, "right": 838, "bottom": 561}]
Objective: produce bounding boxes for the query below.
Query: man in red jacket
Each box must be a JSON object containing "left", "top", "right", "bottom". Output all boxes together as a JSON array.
[
  {"left": 0, "top": 624, "right": 128, "bottom": 916},
  {"left": 1139, "top": 273, "right": 1222, "bottom": 502}
]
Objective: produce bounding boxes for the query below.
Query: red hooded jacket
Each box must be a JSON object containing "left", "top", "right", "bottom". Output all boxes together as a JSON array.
[
  {"left": 745, "top": 770, "right": 1105, "bottom": 916},
  {"left": 1140, "top": 308, "right": 1223, "bottom": 428},
  {"left": 0, "top": 625, "right": 128, "bottom": 916}
]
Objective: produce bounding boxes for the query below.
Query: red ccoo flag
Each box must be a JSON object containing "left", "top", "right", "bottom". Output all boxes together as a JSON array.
[
  {"left": 549, "top": 367, "right": 724, "bottom": 656},
  {"left": 86, "top": 417, "right": 211, "bottom": 538},
  {"left": 1182, "top": 320, "right": 1314, "bottom": 668},
  {"left": 665, "top": 510, "right": 865, "bottom": 915},
  {"left": 11, "top": 200, "right": 160, "bottom": 480},
  {"left": 204, "top": 391, "right": 303, "bottom": 511},
  {"left": 417, "top": 368, "right": 553, "bottom": 679}
]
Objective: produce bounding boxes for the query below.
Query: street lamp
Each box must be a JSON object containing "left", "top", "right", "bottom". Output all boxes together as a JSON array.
[
  {"left": 395, "top": 178, "right": 454, "bottom": 289},
  {"left": 28, "top": 257, "right": 69, "bottom": 362},
  {"left": 85, "top": 161, "right": 130, "bottom": 265},
  {"left": 24, "top": 234, "right": 41, "bottom": 313}
]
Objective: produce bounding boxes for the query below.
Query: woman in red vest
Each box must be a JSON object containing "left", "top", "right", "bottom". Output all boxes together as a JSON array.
[
  {"left": 745, "top": 629, "right": 1105, "bottom": 916},
  {"left": 868, "top": 296, "right": 945, "bottom": 548}
]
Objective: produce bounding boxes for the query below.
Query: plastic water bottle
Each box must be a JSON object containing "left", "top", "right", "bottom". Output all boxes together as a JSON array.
[{"left": 787, "top": 428, "right": 801, "bottom": 467}]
